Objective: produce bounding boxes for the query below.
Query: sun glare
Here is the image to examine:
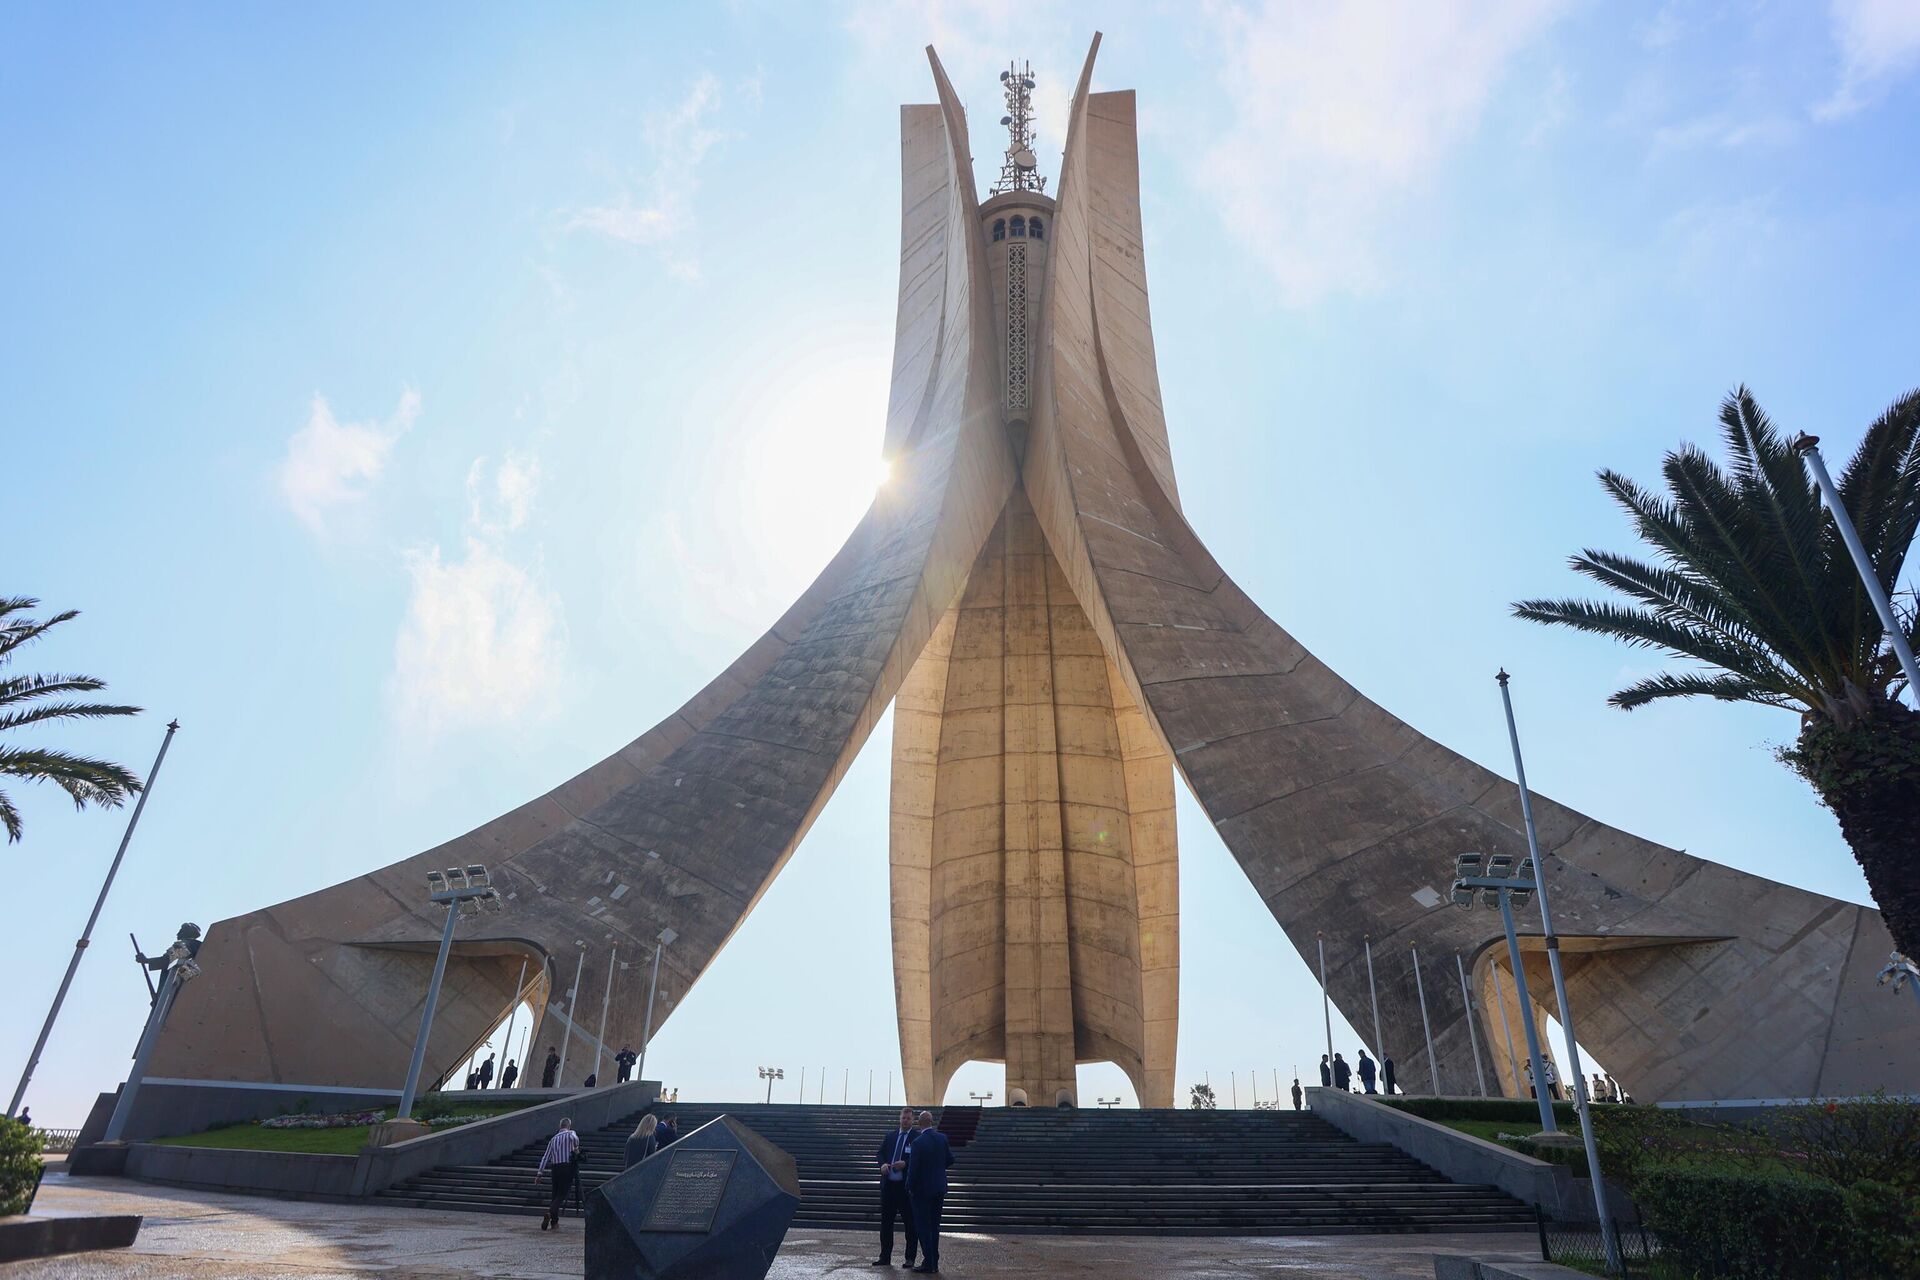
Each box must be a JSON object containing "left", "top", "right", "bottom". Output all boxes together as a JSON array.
[{"left": 875, "top": 457, "right": 893, "bottom": 489}]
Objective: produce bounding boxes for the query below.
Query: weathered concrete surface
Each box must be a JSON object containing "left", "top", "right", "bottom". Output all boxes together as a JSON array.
[
  {"left": 1016, "top": 36, "right": 1920, "bottom": 1103},
  {"left": 19, "top": 1177, "right": 1545, "bottom": 1279},
  {"left": 147, "top": 33, "right": 1918, "bottom": 1109},
  {"left": 889, "top": 488, "right": 1179, "bottom": 1107},
  {"left": 150, "top": 51, "right": 1018, "bottom": 1095}
]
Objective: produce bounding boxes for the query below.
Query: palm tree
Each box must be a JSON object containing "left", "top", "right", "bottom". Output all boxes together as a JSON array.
[
  {"left": 1514, "top": 387, "right": 1920, "bottom": 957},
  {"left": 0, "top": 597, "right": 144, "bottom": 842}
]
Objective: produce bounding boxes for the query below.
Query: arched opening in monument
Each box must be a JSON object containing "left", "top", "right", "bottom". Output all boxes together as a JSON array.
[{"left": 442, "top": 998, "right": 538, "bottom": 1092}]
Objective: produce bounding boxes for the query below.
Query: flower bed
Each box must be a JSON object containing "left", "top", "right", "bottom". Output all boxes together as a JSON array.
[{"left": 257, "top": 1110, "right": 492, "bottom": 1130}]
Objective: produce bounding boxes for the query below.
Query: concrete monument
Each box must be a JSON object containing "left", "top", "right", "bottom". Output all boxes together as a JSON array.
[{"left": 148, "top": 36, "right": 1917, "bottom": 1109}]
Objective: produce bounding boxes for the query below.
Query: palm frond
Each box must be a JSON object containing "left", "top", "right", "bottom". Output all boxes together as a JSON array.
[
  {"left": 1511, "top": 594, "right": 1810, "bottom": 701},
  {"left": 0, "top": 606, "right": 80, "bottom": 663},
  {"left": 0, "top": 701, "right": 143, "bottom": 733},
  {"left": 0, "top": 674, "right": 111, "bottom": 706},
  {"left": 0, "top": 788, "right": 17, "bottom": 842},
  {"left": 0, "top": 746, "right": 142, "bottom": 818},
  {"left": 1609, "top": 671, "right": 1795, "bottom": 711}
]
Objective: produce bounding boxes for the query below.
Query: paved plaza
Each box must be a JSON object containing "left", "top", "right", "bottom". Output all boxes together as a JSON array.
[{"left": 8, "top": 1175, "right": 1544, "bottom": 1279}]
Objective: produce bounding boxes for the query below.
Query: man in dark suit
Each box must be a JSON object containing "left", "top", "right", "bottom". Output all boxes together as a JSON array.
[
  {"left": 871, "top": 1107, "right": 918, "bottom": 1268},
  {"left": 1332, "top": 1053, "right": 1352, "bottom": 1091},
  {"left": 905, "top": 1110, "right": 953, "bottom": 1274},
  {"left": 541, "top": 1047, "right": 561, "bottom": 1088},
  {"left": 1319, "top": 1054, "right": 1331, "bottom": 1087}
]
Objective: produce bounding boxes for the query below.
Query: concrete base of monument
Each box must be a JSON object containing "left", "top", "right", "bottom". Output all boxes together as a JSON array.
[{"left": 586, "top": 1115, "right": 801, "bottom": 1280}]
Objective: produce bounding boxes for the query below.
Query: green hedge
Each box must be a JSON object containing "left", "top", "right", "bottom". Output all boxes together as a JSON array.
[
  {"left": 1381, "top": 1096, "right": 1577, "bottom": 1125},
  {"left": 1638, "top": 1167, "right": 1919, "bottom": 1279},
  {"left": 0, "top": 1117, "right": 43, "bottom": 1215}
]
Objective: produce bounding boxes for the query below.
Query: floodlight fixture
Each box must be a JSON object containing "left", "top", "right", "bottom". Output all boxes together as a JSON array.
[
  {"left": 1486, "top": 853, "right": 1514, "bottom": 877},
  {"left": 465, "top": 864, "right": 489, "bottom": 887},
  {"left": 1455, "top": 852, "right": 1482, "bottom": 877},
  {"left": 1450, "top": 883, "right": 1475, "bottom": 909}
]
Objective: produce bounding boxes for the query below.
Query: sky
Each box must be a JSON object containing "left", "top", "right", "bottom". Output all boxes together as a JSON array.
[{"left": 5, "top": 1, "right": 1918, "bottom": 1126}]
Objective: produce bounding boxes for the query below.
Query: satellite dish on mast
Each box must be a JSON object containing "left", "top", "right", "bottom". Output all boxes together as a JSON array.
[{"left": 1013, "top": 148, "right": 1037, "bottom": 170}]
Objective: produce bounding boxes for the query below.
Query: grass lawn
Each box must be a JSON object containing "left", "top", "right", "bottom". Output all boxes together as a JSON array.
[{"left": 151, "top": 1105, "right": 527, "bottom": 1155}]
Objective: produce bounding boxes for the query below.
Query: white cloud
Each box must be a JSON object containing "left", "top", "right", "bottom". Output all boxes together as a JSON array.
[
  {"left": 1199, "top": 0, "right": 1570, "bottom": 306},
  {"left": 277, "top": 389, "right": 418, "bottom": 533},
  {"left": 392, "top": 538, "right": 564, "bottom": 734},
  {"left": 392, "top": 452, "right": 563, "bottom": 733},
  {"left": 467, "top": 451, "right": 540, "bottom": 535},
  {"left": 567, "top": 72, "right": 731, "bottom": 278},
  {"left": 1816, "top": 0, "right": 1920, "bottom": 119}
]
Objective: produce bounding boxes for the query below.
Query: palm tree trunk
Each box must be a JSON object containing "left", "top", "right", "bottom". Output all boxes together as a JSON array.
[{"left": 1788, "top": 703, "right": 1920, "bottom": 957}]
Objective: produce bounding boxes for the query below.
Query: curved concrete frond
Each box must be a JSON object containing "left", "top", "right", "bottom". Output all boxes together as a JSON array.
[{"left": 1021, "top": 36, "right": 1917, "bottom": 1101}]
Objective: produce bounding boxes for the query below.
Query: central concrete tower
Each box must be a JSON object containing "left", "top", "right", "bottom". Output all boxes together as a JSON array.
[{"left": 889, "top": 62, "right": 1178, "bottom": 1109}]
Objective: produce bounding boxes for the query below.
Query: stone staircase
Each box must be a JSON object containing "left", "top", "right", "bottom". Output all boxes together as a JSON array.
[{"left": 377, "top": 1102, "right": 1535, "bottom": 1236}]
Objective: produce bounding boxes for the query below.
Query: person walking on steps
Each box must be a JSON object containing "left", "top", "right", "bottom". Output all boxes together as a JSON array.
[
  {"left": 905, "top": 1110, "right": 952, "bottom": 1274},
  {"left": 1357, "top": 1049, "right": 1377, "bottom": 1094},
  {"left": 535, "top": 1118, "right": 580, "bottom": 1230},
  {"left": 871, "top": 1107, "right": 919, "bottom": 1269},
  {"left": 625, "top": 1114, "right": 658, "bottom": 1168}
]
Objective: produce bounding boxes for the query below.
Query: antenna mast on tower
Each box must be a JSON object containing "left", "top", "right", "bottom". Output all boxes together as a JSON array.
[{"left": 992, "top": 61, "right": 1045, "bottom": 194}]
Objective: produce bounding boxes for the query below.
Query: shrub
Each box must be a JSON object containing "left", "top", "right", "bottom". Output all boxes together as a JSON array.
[
  {"left": 1638, "top": 1167, "right": 1860, "bottom": 1279},
  {"left": 0, "top": 1117, "right": 44, "bottom": 1216},
  {"left": 1843, "top": 1179, "right": 1920, "bottom": 1280},
  {"left": 1777, "top": 1092, "right": 1920, "bottom": 1192}
]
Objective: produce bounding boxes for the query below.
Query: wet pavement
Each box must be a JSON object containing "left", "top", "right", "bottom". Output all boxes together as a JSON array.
[{"left": 6, "top": 1176, "right": 1545, "bottom": 1278}]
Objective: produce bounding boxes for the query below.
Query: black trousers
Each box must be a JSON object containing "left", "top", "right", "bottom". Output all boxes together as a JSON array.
[
  {"left": 547, "top": 1163, "right": 578, "bottom": 1218},
  {"left": 879, "top": 1179, "right": 917, "bottom": 1262},
  {"left": 910, "top": 1191, "right": 944, "bottom": 1270}
]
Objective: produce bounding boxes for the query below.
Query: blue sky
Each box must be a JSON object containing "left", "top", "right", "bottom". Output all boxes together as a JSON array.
[{"left": 6, "top": 2, "right": 1918, "bottom": 1124}]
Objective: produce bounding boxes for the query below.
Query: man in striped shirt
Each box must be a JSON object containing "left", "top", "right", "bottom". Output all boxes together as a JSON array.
[{"left": 535, "top": 1118, "right": 580, "bottom": 1230}]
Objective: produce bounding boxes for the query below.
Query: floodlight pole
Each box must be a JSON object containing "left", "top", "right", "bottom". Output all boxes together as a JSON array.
[
  {"left": 1411, "top": 945, "right": 1438, "bottom": 1094},
  {"left": 1363, "top": 935, "right": 1385, "bottom": 1065},
  {"left": 593, "top": 945, "right": 617, "bottom": 1086},
  {"left": 1489, "top": 961, "right": 1521, "bottom": 1098},
  {"left": 556, "top": 943, "right": 586, "bottom": 1088},
  {"left": 10, "top": 719, "right": 180, "bottom": 1120},
  {"left": 1315, "top": 933, "right": 1334, "bottom": 1087},
  {"left": 397, "top": 903, "right": 462, "bottom": 1121},
  {"left": 1793, "top": 435, "right": 1920, "bottom": 702},
  {"left": 1456, "top": 954, "right": 1489, "bottom": 1096},
  {"left": 498, "top": 957, "right": 528, "bottom": 1088},
  {"left": 636, "top": 929, "right": 674, "bottom": 1092},
  {"left": 1498, "top": 670, "right": 1619, "bottom": 1273}
]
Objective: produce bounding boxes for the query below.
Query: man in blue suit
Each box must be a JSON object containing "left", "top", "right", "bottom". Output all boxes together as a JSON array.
[
  {"left": 904, "top": 1110, "right": 953, "bottom": 1274},
  {"left": 871, "top": 1107, "right": 918, "bottom": 1268}
]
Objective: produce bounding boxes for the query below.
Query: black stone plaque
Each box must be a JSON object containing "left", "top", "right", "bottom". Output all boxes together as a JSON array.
[
  {"left": 638, "top": 1149, "right": 736, "bottom": 1233},
  {"left": 587, "top": 1114, "right": 800, "bottom": 1280}
]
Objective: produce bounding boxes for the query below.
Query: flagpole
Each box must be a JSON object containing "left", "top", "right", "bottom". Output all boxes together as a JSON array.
[{"left": 10, "top": 720, "right": 180, "bottom": 1119}]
